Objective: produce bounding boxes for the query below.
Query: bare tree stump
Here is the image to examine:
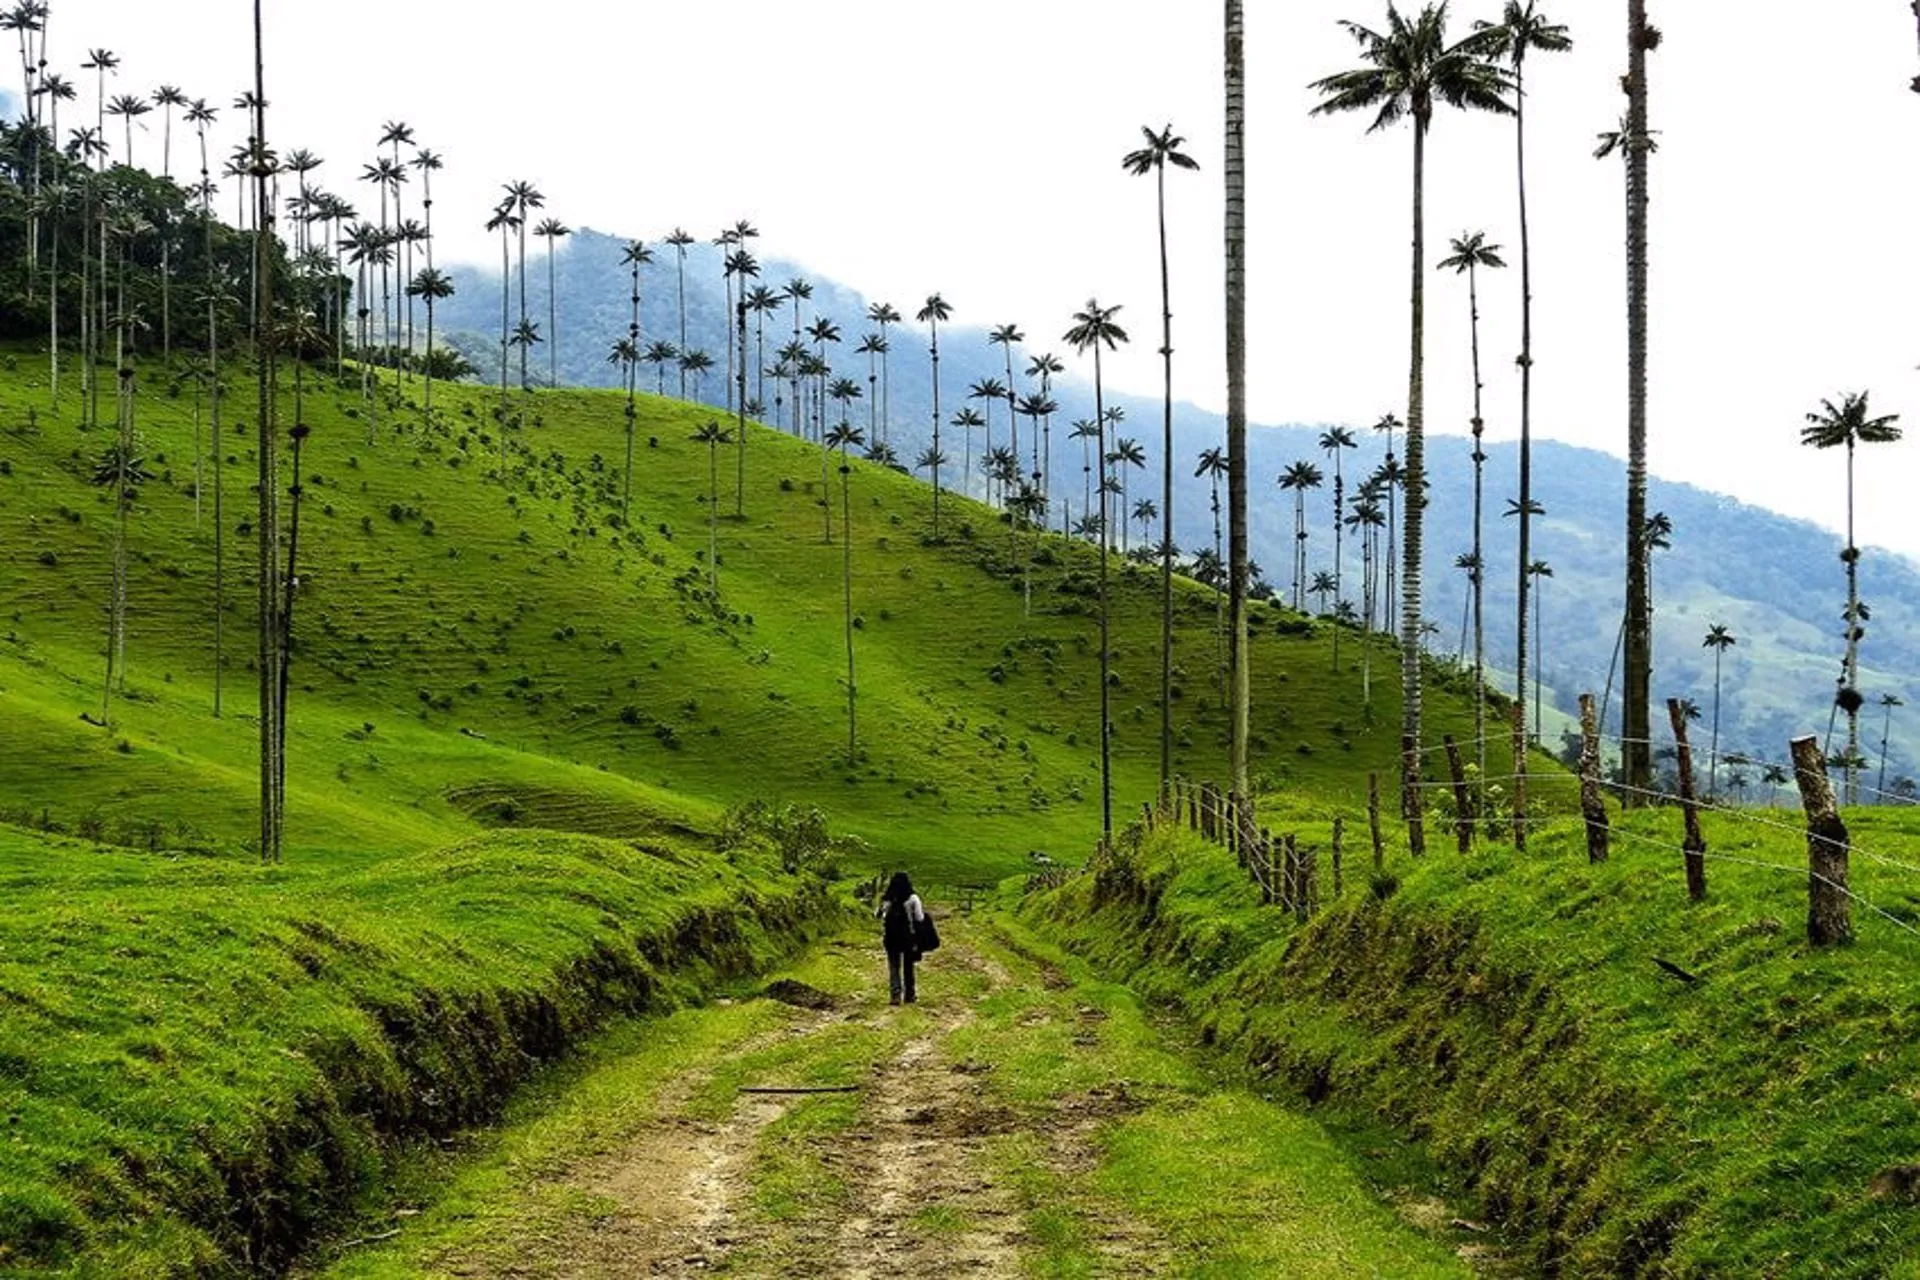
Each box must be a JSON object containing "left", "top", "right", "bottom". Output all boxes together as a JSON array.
[
  {"left": 1668, "top": 698, "right": 1707, "bottom": 900},
  {"left": 1579, "top": 693, "right": 1610, "bottom": 863},
  {"left": 1444, "top": 735, "right": 1473, "bottom": 854},
  {"left": 1791, "top": 734, "right": 1853, "bottom": 946},
  {"left": 1368, "top": 772, "right": 1385, "bottom": 876},
  {"left": 1511, "top": 701, "right": 1529, "bottom": 852},
  {"left": 1331, "top": 815, "right": 1345, "bottom": 898}
]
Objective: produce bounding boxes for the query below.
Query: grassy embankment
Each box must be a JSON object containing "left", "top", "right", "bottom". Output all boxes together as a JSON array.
[
  {"left": 0, "top": 821, "right": 836, "bottom": 1275},
  {"left": 1026, "top": 800, "right": 1920, "bottom": 1277}
]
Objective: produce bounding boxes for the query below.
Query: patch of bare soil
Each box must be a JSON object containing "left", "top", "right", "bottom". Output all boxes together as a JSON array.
[{"left": 827, "top": 1029, "right": 1027, "bottom": 1278}]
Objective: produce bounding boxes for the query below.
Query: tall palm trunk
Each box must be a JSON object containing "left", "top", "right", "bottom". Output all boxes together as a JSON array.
[
  {"left": 1621, "top": 0, "right": 1654, "bottom": 799},
  {"left": 516, "top": 215, "right": 530, "bottom": 390},
  {"left": 929, "top": 318, "right": 944, "bottom": 538},
  {"left": 676, "top": 246, "right": 689, "bottom": 398},
  {"left": 1513, "top": 51, "right": 1537, "bottom": 829},
  {"left": 1466, "top": 256, "right": 1489, "bottom": 799},
  {"left": 547, "top": 240, "right": 560, "bottom": 388},
  {"left": 249, "top": 0, "right": 283, "bottom": 862},
  {"left": 1224, "top": 0, "right": 1251, "bottom": 806},
  {"left": 1399, "top": 119, "right": 1430, "bottom": 856},
  {"left": 1844, "top": 440, "right": 1862, "bottom": 802},
  {"left": 735, "top": 300, "right": 748, "bottom": 516},
  {"left": 840, "top": 445, "right": 857, "bottom": 762},
  {"left": 1094, "top": 344, "right": 1114, "bottom": 841},
  {"left": 1155, "top": 158, "right": 1177, "bottom": 800},
  {"left": 879, "top": 317, "right": 892, "bottom": 444},
  {"left": 497, "top": 222, "right": 510, "bottom": 433},
  {"left": 102, "top": 262, "right": 133, "bottom": 725},
  {"left": 1709, "top": 645, "right": 1725, "bottom": 796}
]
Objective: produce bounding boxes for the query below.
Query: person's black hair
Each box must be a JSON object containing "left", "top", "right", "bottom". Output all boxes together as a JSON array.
[{"left": 886, "top": 871, "right": 913, "bottom": 902}]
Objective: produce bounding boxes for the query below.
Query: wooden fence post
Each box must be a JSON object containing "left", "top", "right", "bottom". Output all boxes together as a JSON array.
[
  {"left": 1199, "top": 782, "right": 1216, "bottom": 842},
  {"left": 1791, "top": 734, "right": 1853, "bottom": 946},
  {"left": 1368, "top": 772, "right": 1385, "bottom": 876},
  {"left": 1511, "top": 701, "right": 1529, "bottom": 852},
  {"left": 1293, "top": 835, "right": 1314, "bottom": 922},
  {"left": 1668, "top": 698, "right": 1707, "bottom": 901},
  {"left": 1444, "top": 735, "right": 1473, "bottom": 854},
  {"left": 1331, "top": 815, "right": 1345, "bottom": 898},
  {"left": 1579, "top": 693, "right": 1610, "bottom": 863},
  {"left": 1401, "top": 734, "right": 1428, "bottom": 858}
]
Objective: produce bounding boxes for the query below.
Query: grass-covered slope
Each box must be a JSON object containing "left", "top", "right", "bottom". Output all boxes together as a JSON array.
[
  {"left": 0, "top": 351, "right": 1490, "bottom": 881},
  {"left": 0, "top": 823, "right": 834, "bottom": 1275},
  {"left": 1026, "top": 806, "right": 1920, "bottom": 1277}
]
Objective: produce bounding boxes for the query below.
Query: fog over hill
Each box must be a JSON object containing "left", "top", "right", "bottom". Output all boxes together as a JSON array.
[{"left": 435, "top": 228, "right": 1920, "bottom": 786}]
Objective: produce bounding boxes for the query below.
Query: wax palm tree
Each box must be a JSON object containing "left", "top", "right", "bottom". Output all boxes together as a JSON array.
[
  {"left": 1452, "top": 552, "right": 1480, "bottom": 659},
  {"left": 508, "top": 319, "right": 543, "bottom": 406},
  {"left": 988, "top": 324, "right": 1025, "bottom": 463},
  {"left": 1223, "top": 0, "right": 1253, "bottom": 802},
  {"left": 1318, "top": 426, "right": 1357, "bottom": 613},
  {"left": 663, "top": 228, "right": 695, "bottom": 392},
  {"left": 1600, "top": 508, "right": 1667, "bottom": 740},
  {"left": 406, "top": 266, "right": 454, "bottom": 413},
  {"left": 824, "top": 378, "right": 864, "bottom": 543},
  {"left": 724, "top": 245, "right": 760, "bottom": 424},
  {"left": 1367, "top": 412, "right": 1403, "bottom": 633},
  {"left": 1015, "top": 393, "right": 1058, "bottom": 501},
  {"left": 986, "top": 446, "right": 1021, "bottom": 511},
  {"left": 1196, "top": 445, "right": 1230, "bottom": 680},
  {"left": 918, "top": 293, "right": 954, "bottom": 536},
  {"left": 1313, "top": 3, "right": 1512, "bottom": 841},
  {"left": 500, "top": 180, "right": 543, "bottom": 389},
  {"left": 1279, "top": 460, "right": 1325, "bottom": 611},
  {"left": 1702, "top": 623, "right": 1737, "bottom": 795},
  {"left": 824, "top": 417, "right": 866, "bottom": 759},
  {"left": 1802, "top": 392, "right": 1904, "bottom": 803},
  {"left": 1310, "top": 570, "right": 1339, "bottom": 615},
  {"left": 774, "top": 338, "right": 807, "bottom": 434},
  {"left": 1475, "top": 0, "right": 1571, "bottom": 778},
  {"left": 970, "top": 376, "right": 1008, "bottom": 476},
  {"left": 642, "top": 340, "right": 678, "bottom": 395},
  {"left": 1528, "top": 558, "right": 1553, "bottom": 738},
  {"left": 80, "top": 48, "right": 117, "bottom": 159},
  {"left": 1107, "top": 438, "right": 1147, "bottom": 555},
  {"left": 1124, "top": 122, "right": 1201, "bottom": 798},
  {"left": 1065, "top": 298, "right": 1129, "bottom": 841},
  {"left": 953, "top": 406, "right": 988, "bottom": 499},
  {"left": 856, "top": 333, "right": 886, "bottom": 437},
  {"left": 1133, "top": 497, "right": 1159, "bottom": 552},
  {"left": 1878, "top": 694, "right": 1905, "bottom": 803},
  {"left": 747, "top": 283, "right": 782, "bottom": 413},
  {"left": 691, "top": 421, "right": 733, "bottom": 589},
  {"left": 608, "top": 336, "right": 640, "bottom": 517},
  {"left": 1069, "top": 419, "right": 1099, "bottom": 524},
  {"left": 1026, "top": 351, "right": 1065, "bottom": 493},
  {"left": 532, "top": 217, "right": 571, "bottom": 387},
  {"left": 867, "top": 302, "right": 901, "bottom": 441},
  {"left": 864, "top": 439, "right": 900, "bottom": 469},
  {"left": 679, "top": 348, "right": 713, "bottom": 404},
  {"left": 1438, "top": 230, "right": 1504, "bottom": 762},
  {"left": 411, "top": 148, "right": 442, "bottom": 311},
  {"left": 785, "top": 278, "right": 814, "bottom": 432},
  {"left": 104, "top": 92, "right": 148, "bottom": 168},
  {"left": 1347, "top": 497, "right": 1386, "bottom": 704}
]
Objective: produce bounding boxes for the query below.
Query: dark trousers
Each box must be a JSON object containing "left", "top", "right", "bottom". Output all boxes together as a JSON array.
[{"left": 887, "top": 948, "right": 917, "bottom": 1003}]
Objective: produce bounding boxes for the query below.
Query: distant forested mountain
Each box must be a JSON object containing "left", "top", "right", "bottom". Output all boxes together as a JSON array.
[{"left": 434, "top": 228, "right": 1920, "bottom": 787}]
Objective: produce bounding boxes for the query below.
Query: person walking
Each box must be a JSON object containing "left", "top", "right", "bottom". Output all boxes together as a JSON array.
[{"left": 877, "top": 871, "right": 926, "bottom": 1006}]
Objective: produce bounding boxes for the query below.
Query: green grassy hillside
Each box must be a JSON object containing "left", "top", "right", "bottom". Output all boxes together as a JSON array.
[
  {"left": 0, "top": 352, "right": 1494, "bottom": 882},
  {"left": 1027, "top": 804, "right": 1920, "bottom": 1277}
]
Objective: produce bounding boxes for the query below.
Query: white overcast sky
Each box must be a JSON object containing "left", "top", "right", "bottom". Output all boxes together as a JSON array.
[{"left": 33, "top": 1, "right": 1920, "bottom": 556}]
